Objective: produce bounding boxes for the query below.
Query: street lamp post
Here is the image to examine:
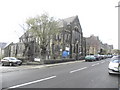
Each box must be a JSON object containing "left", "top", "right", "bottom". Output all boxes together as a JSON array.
[
  {"left": 118, "top": 2, "right": 120, "bottom": 50},
  {"left": 116, "top": 1, "right": 120, "bottom": 50}
]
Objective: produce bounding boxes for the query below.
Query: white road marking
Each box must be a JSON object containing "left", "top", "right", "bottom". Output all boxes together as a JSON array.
[
  {"left": 8, "top": 75, "right": 56, "bottom": 88},
  {"left": 70, "top": 67, "right": 87, "bottom": 73},
  {"left": 92, "top": 63, "right": 99, "bottom": 66}
]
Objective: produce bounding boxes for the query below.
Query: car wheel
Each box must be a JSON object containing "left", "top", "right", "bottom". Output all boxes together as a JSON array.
[
  {"left": 2, "top": 63, "right": 4, "bottom": 66},
  {"left": 19, "top": 63, "right": 22, "bottom": 66},
  {"left": 9, "top": 63, "right": 13, "bottom": 66},
  {"left": 108, "top": 72, "right": 113, "bottom": 75}
]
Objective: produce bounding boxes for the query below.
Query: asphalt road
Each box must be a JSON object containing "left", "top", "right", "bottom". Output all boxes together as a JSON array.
[{"left": 1, "top": 58, "right": 120, "bottom": 89}]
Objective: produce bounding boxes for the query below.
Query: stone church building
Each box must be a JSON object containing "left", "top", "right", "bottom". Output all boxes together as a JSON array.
[{"left": 4, "top": 15, "right": 85, "bottom": 61}]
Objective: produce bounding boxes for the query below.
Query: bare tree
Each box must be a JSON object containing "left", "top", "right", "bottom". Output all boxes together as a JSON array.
[
  {"left": 24, "top": 13, "right": 59, "bottom": 63},
  {"left": 19, "top": 24, "right": 33, "bottom": 61}
]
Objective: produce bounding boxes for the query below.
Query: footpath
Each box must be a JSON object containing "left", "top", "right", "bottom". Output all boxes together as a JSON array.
[{"left": 0, "top": 60, "right": 85, "bottom": 73}]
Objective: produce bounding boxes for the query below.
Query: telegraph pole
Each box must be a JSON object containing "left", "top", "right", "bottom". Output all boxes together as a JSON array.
[{"left": 115, "top": 1, "right": 120, "bottom": 50}]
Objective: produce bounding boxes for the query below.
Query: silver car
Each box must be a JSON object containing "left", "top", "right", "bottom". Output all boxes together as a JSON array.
[
  {"left": 108, "top": 57, "right": 120, "bottom": 75},
  {"left": 1, "top": 57, "right": 22, "bottom": 66}
]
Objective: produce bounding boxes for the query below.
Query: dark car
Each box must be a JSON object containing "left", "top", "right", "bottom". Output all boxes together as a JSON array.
[
  {"left": 94, "top": 55, "right": 102, "bottom": 60},
  {"left": 1, "top": 57, "right": 22, "bottom": 66}
]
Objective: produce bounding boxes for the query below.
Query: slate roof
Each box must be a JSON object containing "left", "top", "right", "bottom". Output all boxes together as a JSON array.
[
  {"left": 63, "top": 16, "right": 77, "bottom": 23},
  {"left": 58, "top": 16, "right": 77, "bottom": 28},
  {"left": 0, "top": 42, "right": 7, "bottom": 48},
  {"left": 19, "top": 15, "right": 78, "bottom": 39}
]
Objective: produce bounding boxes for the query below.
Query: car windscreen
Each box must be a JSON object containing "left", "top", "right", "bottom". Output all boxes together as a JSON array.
[
  {"left": 112, "top": 56, "right": 120, "bottom": 59},
  {"left": 9, "top": 57, "right": 17, "bottom": 60},
  {"left": 112, "top": 60, "right": 120, "bottom": 63}
]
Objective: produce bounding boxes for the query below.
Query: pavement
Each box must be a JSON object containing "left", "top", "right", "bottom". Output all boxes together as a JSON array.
[{"left": 0, "top": 60, "right": 85, "bottom": 73}]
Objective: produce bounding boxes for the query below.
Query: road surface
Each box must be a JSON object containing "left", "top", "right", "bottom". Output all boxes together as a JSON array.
[{"left": 1, "top": 58, "right": 119, "bottom": 89}]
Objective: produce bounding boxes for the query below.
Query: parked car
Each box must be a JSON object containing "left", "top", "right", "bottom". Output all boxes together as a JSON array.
[
  {"left": 100, "top": 55, "right": 106, "bottom": 59},
  {"left": 34, "top": 58, "right": 40, "bottom": 62},
  {"left": 94, "top": 55, "right": 102, "bottom": 60},
  {"left": 111, "top": 55, "right": 120, "bottom": 60},
  {"left": 85, "top": 55, "right": 97, "bottom": 62},
  {"left": 107, "top": 55, "right": 113, "bottom": 58},
  {"left": 108, "top": 56, "right": 120, "bottom": 75},
  {"left": 1, "top": 57, "right": 22, "bottom": 66}
]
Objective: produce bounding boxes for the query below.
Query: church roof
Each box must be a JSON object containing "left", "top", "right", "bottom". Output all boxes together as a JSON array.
[{"left": 58, "top": 15, "right": 78, "bottom": 28}]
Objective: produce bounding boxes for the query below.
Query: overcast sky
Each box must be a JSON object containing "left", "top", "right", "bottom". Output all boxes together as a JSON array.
[{"left": 0, "top": 0, "right": 119, "bottom": 49}]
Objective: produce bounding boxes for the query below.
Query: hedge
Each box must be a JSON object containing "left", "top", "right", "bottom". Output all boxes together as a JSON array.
[{"left": 44, "top": 58, "right": 76, "bottom": 64}]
